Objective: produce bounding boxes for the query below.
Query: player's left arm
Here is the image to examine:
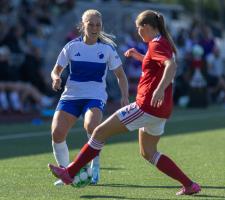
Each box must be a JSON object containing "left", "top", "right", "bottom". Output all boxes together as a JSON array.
[
  {"left": 113, "top": 65, "right": 129, "bottom": 107},
  {"left": 151, "top": 58, "right": 177, "bottom": 108}
]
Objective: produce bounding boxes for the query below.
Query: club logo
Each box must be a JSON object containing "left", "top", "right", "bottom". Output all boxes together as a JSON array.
[{"left": 98, "top": 52, "right": 104, "bottom": 59}]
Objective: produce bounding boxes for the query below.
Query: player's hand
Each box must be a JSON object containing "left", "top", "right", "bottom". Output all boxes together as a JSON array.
[
  {"left": 151, "top": 87, "right": 164, "bottom": 108},
  {"left": 120, "top": 96, "right": 129, "bottom": 107},
  {"left": 52, "top": 77, "right": 62, "bottom": 91},
  {"left": 124, "top": 48, "right": 139, "bottom": 58}
]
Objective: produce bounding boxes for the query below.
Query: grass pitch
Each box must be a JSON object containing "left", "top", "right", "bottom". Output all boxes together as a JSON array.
[{"left": 0, "top": 106, "right": 225, "bottom": 200}]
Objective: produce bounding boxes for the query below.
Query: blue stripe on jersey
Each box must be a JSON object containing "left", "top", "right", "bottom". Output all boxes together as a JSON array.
[{"left": 70, "top": 60, "right": 106, "bottom": 82}]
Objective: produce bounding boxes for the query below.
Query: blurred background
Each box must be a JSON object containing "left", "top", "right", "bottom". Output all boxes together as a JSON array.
[
  {"left": 1, "top": 2, "right": 225, "bottom": 199},
  {"left": 0, "top": 0, "right": 225, "bottom": 123}
]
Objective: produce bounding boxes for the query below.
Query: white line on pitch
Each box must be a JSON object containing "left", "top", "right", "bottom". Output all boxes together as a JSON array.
[
  {"left": 0, "top": 111, "right": 224, "bottom": 141},
  {"left": 0, "top": 127, "right": 84, "bottom": 140}
]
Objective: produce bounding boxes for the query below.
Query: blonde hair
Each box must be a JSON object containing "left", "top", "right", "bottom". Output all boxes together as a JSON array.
[
  {"left": 80, "top": 9, "right": 116, "bottom": 47},
  {"left": 136, "top": 10, "right": 177, "bottom": 54}
]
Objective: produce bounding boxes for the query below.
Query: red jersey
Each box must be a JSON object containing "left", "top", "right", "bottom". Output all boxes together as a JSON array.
[{"left": 136, "top": 36, "right": 173, "bottom": 118}]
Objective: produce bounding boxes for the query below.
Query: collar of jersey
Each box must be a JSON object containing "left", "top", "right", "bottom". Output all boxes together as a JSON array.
[
  {"left": 151, "top": 34, "right": 161, "bottom": 42},
  {"left": 80, "top": 36, "right": 101, "bottom": 43}
]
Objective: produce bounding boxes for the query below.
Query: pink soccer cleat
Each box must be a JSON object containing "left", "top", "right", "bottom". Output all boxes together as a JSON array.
[
  {"left": 176, "top": 182, "right": 201, "bottom": 195},
  {"left": 48, "top": 164, "right": 73, "bottom": 185}
]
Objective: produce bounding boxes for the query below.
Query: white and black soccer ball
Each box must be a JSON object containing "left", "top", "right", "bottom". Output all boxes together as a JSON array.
[{"left": 72, "top": 166, "right": 92, "bottom": 188}]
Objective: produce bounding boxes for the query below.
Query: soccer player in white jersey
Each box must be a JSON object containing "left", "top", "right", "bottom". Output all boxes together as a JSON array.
[
  {"left": 49, "top": 10, "right": 201, "bottom": 196},
  {"left": 50, "top": 9, "right": 129, "bottom": 186}
]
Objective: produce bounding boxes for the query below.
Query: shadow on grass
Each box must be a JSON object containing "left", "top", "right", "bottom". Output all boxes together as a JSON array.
[
  {"left": 80, "top": 195, "right": 153, "bottom": 200},
  {"left": 91, "top": 183, "right": 180, "bottom": 189},
  {"left": 84, "top": 184, "right": 225, "bottom": 199},
  {"left": 80, "top": 194, "right": 225, "bottom": 200},
  {"left": 202, "top": 185, "right": 225, "bottom": 190},
  {"left": 196, "top": 194, "right": 225, "bottom": 199},
  {"left": 80, "top": 184, "right": 225, "bottom": 200},
  {"left": 0, "top": 108, "right": 225, "bottom": 159},
  {"left": 91, "top": 183, "right": 225, "bottom": 190}
]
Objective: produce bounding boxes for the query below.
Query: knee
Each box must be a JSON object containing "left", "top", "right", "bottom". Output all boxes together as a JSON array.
[
  {"left": 51, "top": 128, "right": 66, "bottom": 143},
  {"left": 140, "top": 149, "right": 156, "bottom": 162},
  {"left": 91, "top": 125, "right": 105, "bottom": 142},
  {"left": 93, "top": 125, "right": 101, "bottom": 135},
  {"left": 84, "top": 123, "right": 96, "bottom": 135}
]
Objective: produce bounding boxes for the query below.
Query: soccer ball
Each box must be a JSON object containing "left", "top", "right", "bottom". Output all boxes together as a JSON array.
[{"left": 72, "top": 166, "right": 92, "bottom": 188}]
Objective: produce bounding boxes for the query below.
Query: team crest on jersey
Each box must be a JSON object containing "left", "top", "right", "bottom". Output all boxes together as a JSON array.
[
  {"left": 74, "top": 52, "right": 81, "bottom": 56},
  {"left": 121, "top": 110, "right": 127, "bottom": 117},
  {"left": 98, "top": 52, "right": 104, "bottom": 59},
  {"left": 120, "top": 103, "right": 136, "bottom": 117}
]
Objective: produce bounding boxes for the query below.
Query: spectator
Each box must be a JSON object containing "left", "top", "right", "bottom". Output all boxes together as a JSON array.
[
  {"left": 0, "top": 45, "right": 22, "bottom": 112},
  {"left": 188, "top": 44, "right": 208, "bottom": 108},
  {"left": 0, "top": 46, "right": 54, "bottom": 113},
  {"left": 20, "top": 46, "right": 50, "bottom": 95},
  {"left": 200, "top": 25, "right": 215, "bottom": 58},
  {"left": 206, "top": 46, "right": 225, "bottom": 104}
]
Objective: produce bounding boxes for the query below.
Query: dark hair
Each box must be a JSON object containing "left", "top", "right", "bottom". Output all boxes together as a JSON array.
[{"left": 136, "top": 10, "right": 177, "bottom": 54}]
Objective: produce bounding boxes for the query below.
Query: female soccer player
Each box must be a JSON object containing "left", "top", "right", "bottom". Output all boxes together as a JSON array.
[
  {"left": 50, "top": 9, "right": 129, "bottom": 185},
  {"left": 48, "top": 10, "right": 201, "bottom": 195}
]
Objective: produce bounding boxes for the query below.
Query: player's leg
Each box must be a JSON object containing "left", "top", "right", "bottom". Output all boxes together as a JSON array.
[
  {"left": 52, "top": 99, "right": 83, "bottom": 167},
  {"left": 51, "top": 110, "right": 77, "bottom": 186},
  {"left": 51, "top": 110, "right": 77, "bottom": 167},
  {"left": 48, "top": 102, "right": 143, "bottom": 184},
  {"left": 48, "top": 111, "right": 128, "bottom": 183},
  {"left": 139, "top": 126, "right": 201, "bottom": 195},
  {"left": 83, "top": 107, "right": 103, "bottom": 184},
  {"left": 64, "top": 102, "right": 146, "bottom": 178},
  {"left": 138, "top": 129, "right": 160, "bottom": 163},
  {"left": 51, "top": 100, "right": 83, "bottom": 185}
]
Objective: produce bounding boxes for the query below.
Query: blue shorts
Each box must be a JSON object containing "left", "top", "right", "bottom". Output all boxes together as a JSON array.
[{"left": 56, "top": 99, "right": 105, "bottom": 118}]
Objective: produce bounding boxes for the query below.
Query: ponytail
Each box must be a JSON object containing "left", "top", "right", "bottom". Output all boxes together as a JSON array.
[
  {"left": 99, "top": 31, "right": 117, "bottom": 47},
  {"left": 157, "top": 14, "right": 177, "bottom": 54}
]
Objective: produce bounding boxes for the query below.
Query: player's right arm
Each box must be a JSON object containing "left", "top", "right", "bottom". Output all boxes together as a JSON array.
[
  {"left": 124, "top": 48, "right": 144, "bottom": 62},
  {"left": 51, "top": 43, "right": 70, "bottom": 91},
  {"left": 51, "top": 64, "right": 64, "bottom": 91}
]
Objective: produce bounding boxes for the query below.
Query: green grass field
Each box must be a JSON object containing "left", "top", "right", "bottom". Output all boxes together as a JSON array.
[{"left": 0, "top": 106, "right": 225, "bottom": 200}]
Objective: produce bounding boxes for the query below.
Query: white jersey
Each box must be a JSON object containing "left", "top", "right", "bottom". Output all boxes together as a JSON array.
[{"left": 56, "top": 37, "right": 122, "bottom": 103}]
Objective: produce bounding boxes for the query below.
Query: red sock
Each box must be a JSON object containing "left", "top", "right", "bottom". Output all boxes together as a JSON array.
[
  {"left": 67, "top": 143, "right": 100, "bottom": 178},
  {"left": 156, "top": 154, "right": 193, "bottom": 187}
]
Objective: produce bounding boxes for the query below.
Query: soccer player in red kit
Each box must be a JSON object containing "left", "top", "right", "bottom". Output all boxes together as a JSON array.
[{"left": 48, "top": 10, "right": 201, "bottom": 196}]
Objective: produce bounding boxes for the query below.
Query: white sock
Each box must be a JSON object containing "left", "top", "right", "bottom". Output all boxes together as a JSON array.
[
  {"left": 87, "top": 133, "right": 100, "bottom": 168},
  {"left": 52, "top": 141, "right": 69, "bottom": 167},
  {"left": 149, "top": 152, "right": 161, "bottom": 166}
]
